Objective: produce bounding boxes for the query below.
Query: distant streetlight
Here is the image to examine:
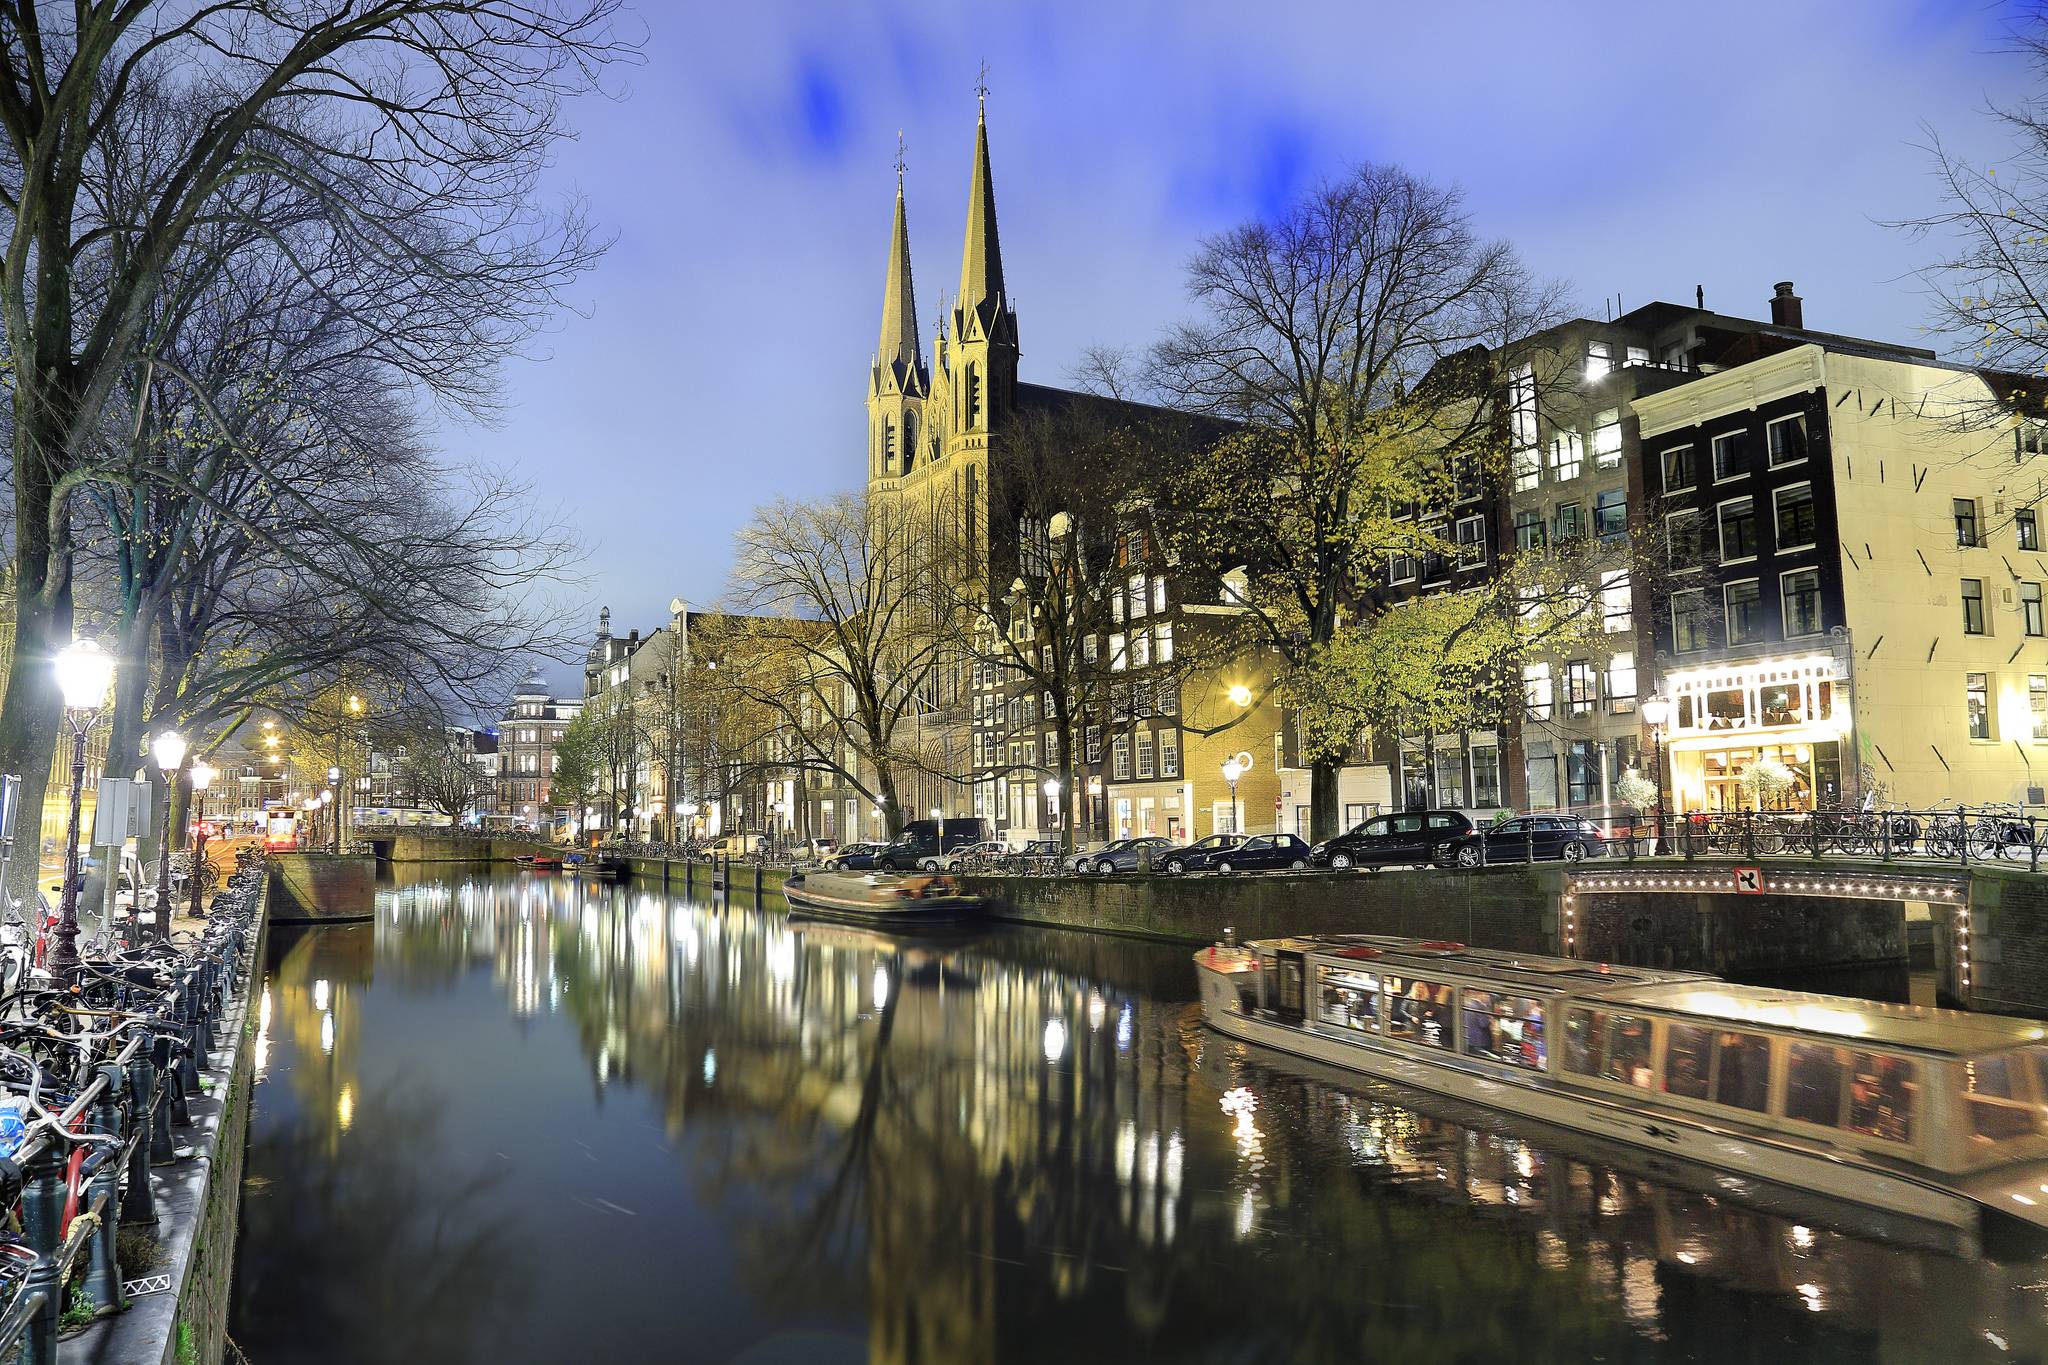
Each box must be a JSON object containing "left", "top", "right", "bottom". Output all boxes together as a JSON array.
[
  {"left": 1227, "top": 683, "right": 1253, "bottom": 708},
  {"left": 1221, "top": 757, "right": 1245, "bottom": 837},
  {"left": 327, "top": 765, "right": 342, "bottom": 853},
  {"left": 1639, "top": 694, "right": 1673, "bottom": 853},
  {"left": 50, "top": 640, "right": 115, "bottom": 975},
  {"left": 149, "top": 729, "right": 188, "bottom": 942},
  {"left": 189, "top": 760, "right": 218, "bottom": 920}
]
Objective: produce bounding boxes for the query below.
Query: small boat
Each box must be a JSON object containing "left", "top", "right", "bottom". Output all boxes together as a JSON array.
[
  {"left": 1196, "top": 933, "right": 2048, "bottom": 1244},
  {"left": 781, "top": 870, "right": 990, "bottom": 929},
  {"left": 513, "top": 853, "right": 564, "bottom": 870}
]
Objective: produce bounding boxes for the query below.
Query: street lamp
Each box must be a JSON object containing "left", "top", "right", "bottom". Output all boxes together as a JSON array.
[
  {"left": 189, "top": 760, "right": 217, "bottom": 920},
  {"left": 1043, "top": 776, "right": 1061, "bottom": 830},
  {"left": 149, "top": 729, "right": 187, "bottom": 942},
  {"left": 1227, "top": 683, "right": 1253, "bottom": 708},
  {"left": 1221, "top": 757, "right": 1244, "bottom": 836},
  {"left": 50, "top": 640, "right": 115, "bottom": 976},
  {"left": 1639, "top": 694, "right": 1672, "bottom": 854},
  {"left": 327, "top": 765, "right": 342, "bottom": 853}
]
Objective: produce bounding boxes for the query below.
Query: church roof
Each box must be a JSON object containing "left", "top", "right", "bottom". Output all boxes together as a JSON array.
[
  {"left": 957, "top": 107, "right": 1007, "bottom": 331},
  {"left": 877, "top": 179, "right": 926, "bottom": 394}
]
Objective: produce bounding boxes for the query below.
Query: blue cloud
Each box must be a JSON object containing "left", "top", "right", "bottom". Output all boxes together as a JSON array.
[{"left": 794, "top": 55, "right": 848, "bottom": 159}]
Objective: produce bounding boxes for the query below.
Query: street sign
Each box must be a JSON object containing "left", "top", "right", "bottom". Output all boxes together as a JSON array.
[{"left": 1732, "top": 866, "right": 1764, "bottom": 894}]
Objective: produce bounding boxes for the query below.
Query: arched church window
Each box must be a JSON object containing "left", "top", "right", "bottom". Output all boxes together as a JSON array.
[
  {"left": 903, "top": 411, "right": 918, "bottom": 473},
  {"left": 883, "top": 417, "right": 896, "bottom": 471},
  {"left": 966, "top": 364, "right": 982, "bottom": 429}
]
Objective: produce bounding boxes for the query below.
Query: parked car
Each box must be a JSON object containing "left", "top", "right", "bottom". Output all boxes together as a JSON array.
[
  {"left": 1156, "top": 834, "right": 1243, "bottom": 874},
  {"left": 708, "top": 833, "right": 766, "bottom": 858},
  {"left": 1085, "top": 836, "right": 1177, "bottom": 874},
  {"left": 877, "top": 818, "right": 994, "bottom": 871},
  {"left": 1063, "top": 840, "right": 1123, "bottom": 873},
  {"left": 1443, "top": 815, "right": 1608, "bottom": 866},
  {"left": 941, "top": 840, "right": 1009, "bottom": 871},
  {"left": 825, "top": 841, "right": 885, "bottom": 870},
  {"left": 1185, "top": 832, "right": 1313, "bottom": 874},
  {"left": 1309, "top": 811, "right": 1475, "bottom": 869}
]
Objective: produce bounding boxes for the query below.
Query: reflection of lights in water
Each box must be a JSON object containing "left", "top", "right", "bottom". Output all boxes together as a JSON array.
[
  {"left": 1620, "top": 1255, "right": 1660, "bottom": 1322},
  {"left": 767, "top": 932, "right": 796, "bottom": 986},
  {"left": 597, "top": 1046, "right": 609, "bottom": 1084},
  {"left": 703, "top": 1049, "right": 717, "bottom": 1086},
  {"left": 255, "top": 985, "right": 273, "bottom": 1071},
  {"left": 320, "top": 1011, "right": 335, "bottom": 1056},
  {"left": 1675, "top": 1251, "right": 1698, "bottom": 1265},
  {"left": 1164, "top": 1132, "right": 1184, "bottom": 1196},
  {"left": 1142, "top": 1132, "right": 1159, "bottom": 1188},
  {"left": 1235, "top": 1187, "right": 1257, "bottom": 1240},
  {"left": 1790, "top": 1224, "right": 1814, "bottom": 1250},
  {"left": 1087, "top": 992, "right": 1106, "bottom": 1031},
  {"left": 259, "top": 986, "right": 273, "bottom": 1033},
  {"left": 872, "top": 967, "right": 890, "bottom": 1012},
  {"left": 337, "top": 1086, "right": 354, "bottom": 1133},
  {"left": 1042, "top": 1017, "right": 1067, "bottom": 1064},
  {"left": 1116, "top": 1003, "right": 1133, "bottom": 1051},
  {"left": 312, "top": 979, "right": 330, "bottom": 1012},
  {"left": 1987, "top": 1330, "right": 2011, "bottom": 1353},
  {"left": 1220, "top": 1087, "right": 1262, "bottom": 1162},
  {"left": 1514, "top": 1146, "right": 1535, "bottom": 1180},
  {"left": 1796, "top": 1283, "right": 1824, "bottom": 1313},
  {"left": 1116, "top": 1121, "right": 1137, "bottom": 1185}
]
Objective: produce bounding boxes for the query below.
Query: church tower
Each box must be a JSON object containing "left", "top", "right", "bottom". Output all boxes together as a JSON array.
[
  {"left": 947, "top": 94, "right": 1019, "bottom": 450},
  {"left": 867, "top": 155, "right": 928, "bottom": 487}
]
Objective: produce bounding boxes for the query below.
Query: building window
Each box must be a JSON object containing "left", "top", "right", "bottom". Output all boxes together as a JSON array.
[
  {"left": 1132, "top": 631, "right": 1151, "bottom": 668},
  {"left": 1109, "top": 633, "right": 1127, "bottom": 670},
  {"left": 1156, "top": 623, "right": 1174, "bottom": 661},
  {"left": 1724, "top": 579, "right": 1763, "bottom": 645},
  {"left": 1523, "top": 662, "right": 1553, "bottom": 720},
  {"left": 1662, "top": 444, "right": 1699, "bottom": 492},
  {"left": 2032, "top": 676, "right": 2048, "bottom": 740},
  {"left": 1509, "top": 362, "right": 1537, "bottom": 445},
  {"left": 1782, "top": 569, "right": 1823, "bottom": 637},
  {"left": 1718, "top": 497, "right": 1757, "bottom": 563},
  {"left": 1152, "top": 576, "right": 1168, "bottom": 614},
  {"left": 1453, "top": 454, "right": 1481, "bottom": 502},
  {"left": 1962, "top": 578, "right": 1987, "bottom": 635},
  {"left": 1627, "top": 344, "right": 1651, "bottom": 367},
  {"left": 1471, "top": 747, "right": 1501, "bottom": 806},
  {"left": 2022, "top": 423, "right": 2048, "bottom": 459},
  {"left": 1712, "top": 430, "right": 1746, "bottom": 482},
  {"left": 1512, "top": 446, "right": 1539, "bottom": 494},
  {"left": 1968, "top": 672, "right": 1991, "bottom": 740},
  {"left": 1607, "top": 652, "right": 1637, "bottom": 711},
  {"left": 1565, "top": 660, "right": 1597, "bottom": 716},
  {"left": 2021, "top": 508, "right": 2040, "bottom": 551},
  {"left": 1666, "top": 510, "right": 1701, "bottom": 572},
  {"left": 1600, "top": 570, "right": 1631, "bottom": 632},
  {"left": 1955, "top": 498, "right": 1982, "bottom": 549},
  {"left": 1456, "top": 515, "right": 1487, "bottom": 565},
  {"left": 1592, "top": 409, "right": 1622, "bottom": 468},
  {"left": 1136, "top": 733, "right": 1155, "bottom": 779},
  {"left": 1553, "top": 502, "right": 1585, "bottom": 543},
  {"left": 1672, "top": 588, "right": 1710, "bottom": 653},
  {"left": 1160, "top": 734, "right": 1179, "bottom": 778},
  {"left": 1112, "top": 734, "right": 1131, "bottom": 781},
  {"left": 1549, "top": 431, "right": 1583, "bottom": 483},
  {"left": 1085, "top": 726, "right": 1101, "bottom": 764},
  {"left": 1766, "top": 413, "right": 1807, "bottom": 467},
  {"left": 1585, "top": 340, "right": 1612, "bottom": 381},
  {"left": 1389, "top": 552, "right": 1418, "bottom": 584},
  {"left": 2029, "top": 583, "right": 2046, "bottom": 638},
  {"left": 1595, "top": 489, "right": 1627, "bottom": 543},
  {"left": 1774, "top": 483, "right": 1817, "bottom": 550},
  {"left": 1514, "top": 510, "right": 1545, "bottom": 552},
  {"left": 1566, "top": 741, "right": 1598, "bottom": 806}
]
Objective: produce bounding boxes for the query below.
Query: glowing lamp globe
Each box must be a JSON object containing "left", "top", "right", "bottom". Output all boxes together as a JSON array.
[
  {"left": 189, "top": 761, "right": 218, "bottom": 793},
  {"left": 54, "top": 640, "right": 114, "bottom": 711},
  {"left": 151, "top": 729, "right": 187, "bottom": 775}
]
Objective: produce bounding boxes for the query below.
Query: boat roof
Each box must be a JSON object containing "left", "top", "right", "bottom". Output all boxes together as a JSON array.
[{"left": 1250, "top": 935, "right": 2048, "bottom": 1057}]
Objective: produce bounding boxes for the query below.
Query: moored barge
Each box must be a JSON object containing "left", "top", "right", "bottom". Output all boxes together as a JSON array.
[
  {"left": 1197, "top": 934, "right": 2048, "bottom": 1239},
  {"left": 782, "top": 870, "right": 990, "bottom": 929}
]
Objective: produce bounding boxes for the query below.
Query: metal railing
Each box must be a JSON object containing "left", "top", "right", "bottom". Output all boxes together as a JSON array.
[
  {"left": 0, "top": 855, "right": 260, "bottom": 1363},
  {"left": 1623, "top": 805, "right": 2048, "bottom": 870}
]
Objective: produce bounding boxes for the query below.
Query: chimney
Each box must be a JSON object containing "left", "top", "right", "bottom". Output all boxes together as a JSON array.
[{"left": 1770, "top": 281, "right": 1803, "bottom": 329}]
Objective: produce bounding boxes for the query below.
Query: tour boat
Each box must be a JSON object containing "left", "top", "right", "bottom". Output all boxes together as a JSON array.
[
  {"left": 1196, "top": 934, "right": 2048, "bottom": 1240},
  {"left": 513, "top": 853, "right": 563, "bottom": 871},
  {"left": 781, "top": 870, "right": 990, "bottom": 929}
]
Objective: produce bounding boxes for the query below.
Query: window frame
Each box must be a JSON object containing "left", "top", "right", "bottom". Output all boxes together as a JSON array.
[
  {"left": 1967, "top": 671, "right": 1991, "bottom": 741},
  {"left": 1711, "top": 428, "right": 1748, "bottom": 483},
  {"left": 1962, "top": 577, "right": 1987, "bottom": 636},
  {"left": 1765, "top": 413, "right": 1808, "bottom": 469},
  {"left": 1671, "top": 587, "right": 1711, "bottom": 653},
  {"left": 1661, "top": 444, "right": 1698, "bottom": 493},
  {"left": 2021, "top": 507, "right": 2041, "bottom": 552},
  {"left": 1665, "top": 509, "right": 1701, "bottom": 575},
  {"left": 1716, "top": 495, "right": 1758, "bottom": 566},
  {"left": 1773, "top": 482, "right": 1818, "bottom": 553},
  {"left": 1780, "top": 568, "right": 1823, "bottom": 639},
  {"left": 1723, "top": 577, "right": 1764, "bottom": 646}
]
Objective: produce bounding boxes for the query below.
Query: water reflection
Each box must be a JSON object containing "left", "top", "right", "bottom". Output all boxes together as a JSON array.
[{"left": 229, "top": 871, "right": 2048, "bottom": 1363}]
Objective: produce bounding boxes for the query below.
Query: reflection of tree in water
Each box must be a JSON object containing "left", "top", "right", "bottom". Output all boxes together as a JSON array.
[{"left": 232, "top": 1081, "right": 528, "bottom": 1363}]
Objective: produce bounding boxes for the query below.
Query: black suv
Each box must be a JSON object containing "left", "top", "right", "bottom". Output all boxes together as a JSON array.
[
  {"left": 1442, "top": 815, "right": 1607, "bottom": 866},
  {"left": 1308, "top": 810, "right": 1475, "bottom": 869},
  {"left": 876, "top": 818, "right": 994, "bottom": 871}
]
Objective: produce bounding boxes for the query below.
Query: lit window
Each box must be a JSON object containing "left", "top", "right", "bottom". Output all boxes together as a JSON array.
[
  {"left": 1152, "top": 576, "right": 1167, "bottom": 614},
  {"left": 1110, "top": 633, "right": 1127, "bottom": 670},
  {"left": 1607, "top": 653, "right": 1637, "bottom": 711},
  {"left": 1512, "top": 446, "right": 1539, "bottom": 494},
  {"left": 1549, "top": 431, "right": 1582, "bottom": 482},
  {"left": 1595, "top": 489, "right": 1627, "bottom": 543},
  {"left": 1725, "top": 579, "right": 1763, "bottom": 645},
  {"left": 1968, "top": 672, "right": 1991, "bottom": 740},
  {"left": 1554, "top": 502, "right": 1585, "bottom": 542},
  {"left": 1585, "top": 340, "right": 1612, "bottom": 382},
  {"left": 1156, "top": 623, "right": 1174, "bottom": 662},
  {"left": 1783, "top": 569, "right": 1823, "bottom": 637},
  {"left": 1592, "top": 410, "right": 1622, "bottom": 468},
  {"left": 1514, "top": 510, "right": 1545, "bottom": 552},
  {"left": 1565, "top": 660, "right": 1597, "bottom": 716},
  {"left": 1600, "top": 570, "right": 1631, "bottom": 632},
  {"left": 1522, "top": 663, "right": 1553, "bottom": 720},
  {"left": 2032, "top": 676, "right": 2048, "bottom": 741}
]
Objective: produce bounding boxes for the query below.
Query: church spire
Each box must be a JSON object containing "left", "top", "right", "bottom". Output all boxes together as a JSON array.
[
  {"left": 878, "top": 151, "right": 921, "bottom": 379},
  {"left": 957, "top": 92, "right": 1005, "bottom": 324}
]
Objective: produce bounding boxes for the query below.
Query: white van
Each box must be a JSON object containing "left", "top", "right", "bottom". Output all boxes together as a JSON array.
[{"left": 707, "top": 833, "right": 765, "bottom": 858}]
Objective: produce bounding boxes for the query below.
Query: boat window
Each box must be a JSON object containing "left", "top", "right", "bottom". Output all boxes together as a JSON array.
[
  {"left": 1964, "top": 1050, "right": 2048, "bottom": 1143},
  {"left": 1712, "top": 1032, "right": 1771, "bottom": 1113},
  {"left": 1662, "top": 1023, "right": 1713, "bottom": 1099},
  {"left": 1460, "top": 992, "right": 1548, "bottom": 1069},
  {"left": 1606, "top": 1014, "right": 1655, "bottom": 1088},
  {"left": 1785, "top": 1042, "right": 1847, "bottom": 1127},
  {"left": 1383, "top": 975, "right": 1456, "bottom": 1050},
  {"left": 1844, "top": 1052, "right": 1916, "bottom": 1144},
  {"left": 1317, "top": 964, "right": 1380, "bottom": 1033},
  {"left": 1564, "top": 1008, "right": 1604, "bottom": 1075}
]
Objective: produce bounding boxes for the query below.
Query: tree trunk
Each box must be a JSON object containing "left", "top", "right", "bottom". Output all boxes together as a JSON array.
[
  {"left": 1310, "top": 753, "right": 1342, "bottom": 843},
  {"left": 0, "top": 596, "right": 66, "bottom": 905}
]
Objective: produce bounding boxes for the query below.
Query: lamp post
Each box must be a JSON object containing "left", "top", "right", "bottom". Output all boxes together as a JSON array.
[
  {"left": 150, "top": 730, "right": 187, "bottom": 943},
  {"left": 50, "top": 640, "right": 115, "bottom": 977},
  {"left": 1640, "top": 694, "right": 1672, "bottom": 855},
  {"left": 1221, "top": 758, "right": 1244, "bottom": 836},
  {"left": 1043, "top": 777, "right": 1061, "bottom": 834},
  {"left": 327, "top": 765, "right": 342, "bottom": 853},
  {"left": 189, "top": 760, "right": 217, "bottom": 920}
]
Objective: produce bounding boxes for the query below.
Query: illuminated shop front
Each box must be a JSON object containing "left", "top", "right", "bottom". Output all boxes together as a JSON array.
[{"left": 1661, "top": 655, "right": 1848, "bottom": 814}]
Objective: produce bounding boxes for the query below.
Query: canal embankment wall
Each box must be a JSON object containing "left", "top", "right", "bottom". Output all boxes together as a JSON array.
[
  {"left": 267, "top": 851, "right": 376, "bottom": 922},
  {"left": 73, "top": 875, "right": 267, "bottom": 1365}
]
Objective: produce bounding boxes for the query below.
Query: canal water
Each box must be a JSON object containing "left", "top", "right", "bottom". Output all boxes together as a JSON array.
[{"left": 229, "top": 870, "right": 2048, "bottom": 1363}]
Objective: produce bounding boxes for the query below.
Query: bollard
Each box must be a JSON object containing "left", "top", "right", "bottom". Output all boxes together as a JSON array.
[
  {"left": 149, "top": 1037, "right": 184, "bottom": 1155},
  {"left": 80, "top": 1064, "right": 125, "bottom": 1312},
  {"left": 122, "top": 1050, "right": 158, "bottom": 1223},
  {"left": 179, "top": 987, "right": 207, "bottom": 1087},
  {"left": 18, "top": 1143, "right": 65, "bottom": 1365}
]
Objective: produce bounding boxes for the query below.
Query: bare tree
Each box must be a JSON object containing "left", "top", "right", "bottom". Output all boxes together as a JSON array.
[
  {"left": 0, "top": 2, "right": 629, "bottom": 896},
  {"left": 1146, "top": 163, "right": 1568, "bottom": 839},
  {"left": 719, "top": 493, "right": 953, "bottom": 839},
  {"left": 398, "top": 724, "right": 482, "bottom": 825}
]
